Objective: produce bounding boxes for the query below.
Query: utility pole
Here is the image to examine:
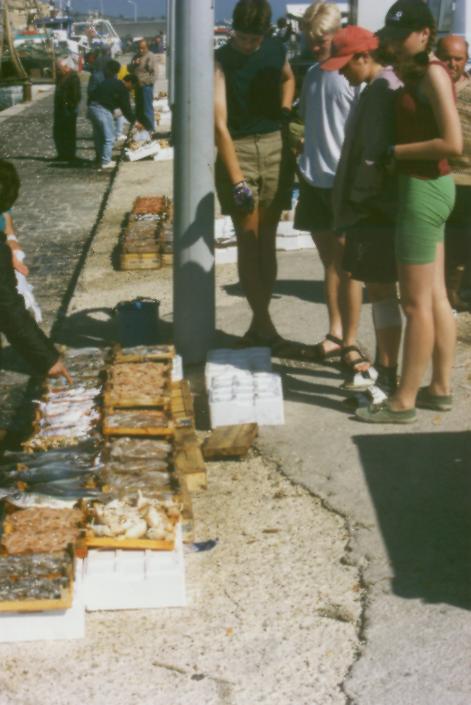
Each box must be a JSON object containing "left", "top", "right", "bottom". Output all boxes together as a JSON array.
[{"left": 173, "top": 0, "right": 215, "bottom": 364}]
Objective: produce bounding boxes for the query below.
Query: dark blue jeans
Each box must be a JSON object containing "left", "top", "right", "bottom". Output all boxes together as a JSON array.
[{"left": 136, "top": 84, "right": 155, "bottom": 132}]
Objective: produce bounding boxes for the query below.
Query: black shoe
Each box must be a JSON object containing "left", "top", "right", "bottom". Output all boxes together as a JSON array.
[{"left": 375, "top": 364, "right": 398, "bottom": 396}]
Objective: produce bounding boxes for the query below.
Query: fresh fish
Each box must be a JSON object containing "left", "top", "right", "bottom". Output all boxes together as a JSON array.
[
  {"left": 0, "top": 463, "right": 101, "bottom": 485},
  {"left": 2, "top": 487, "right": 105, "bottom": 509}
]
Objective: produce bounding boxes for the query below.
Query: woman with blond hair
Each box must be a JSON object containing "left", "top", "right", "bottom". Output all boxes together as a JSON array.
[
  {"left": 356, "top": 1, "right": 462, "bottom": 423},
  {"left": 295, "top": 2, "right": 370, "bottom": 386}
]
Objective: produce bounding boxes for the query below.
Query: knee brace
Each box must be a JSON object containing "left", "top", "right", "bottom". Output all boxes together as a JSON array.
[{"left": 372, "top": 298, "right": 402, "bottom": 331}]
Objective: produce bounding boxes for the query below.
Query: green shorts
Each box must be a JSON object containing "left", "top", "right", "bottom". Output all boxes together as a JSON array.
[
  {"left": 215, "top": 130, "right": 292, "bottom": 215},
  {"left": 396, "top": 174, "right": 455, "bottom": 264}
]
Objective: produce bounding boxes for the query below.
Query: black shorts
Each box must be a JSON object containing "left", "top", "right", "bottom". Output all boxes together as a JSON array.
[
  {"left": 445, "top": 184, "right": 471, "bottom": 266},
  {"left": 343, "top": 216, "right": 397, "bottom": 284},
  {"left": 294, "top": 175, "right": 334, "bottom": 231}
]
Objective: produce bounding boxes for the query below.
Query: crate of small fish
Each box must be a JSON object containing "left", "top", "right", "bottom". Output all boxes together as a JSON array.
[
  {"left": 113, "top": 344, "right": 175, "bottom": 364},
  {"left": 103, "top": 360, "right": 172, "bottom": 409},
  {"left": 0, "top": 550, "right": 75, "bottom": 613},
  {"left": 23, "top": 348, "right": 106, "bottom": 453},
  {"left": 0, "top": 505, "right": 80, "bottom": 612}
]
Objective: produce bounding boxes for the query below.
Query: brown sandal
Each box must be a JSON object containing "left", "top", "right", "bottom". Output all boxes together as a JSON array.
[{"left": 312, "top": 334, "right": 343, "bottom": 361}]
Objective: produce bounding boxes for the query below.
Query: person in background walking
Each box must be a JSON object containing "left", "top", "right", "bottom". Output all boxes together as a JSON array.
[
  {"left": 214, "top": 0, "right": 296, "bottom": 352},
  {"left": 356, "top": 1, "right": 462, "bottom": 424},
  {"left": 129, "top": 40, "right": 156, "bottom": 132},
  {"left": 53, "top": 57, "right": 81, "bottom": 164},
  {"left": 295, "top": 2, "right": 367, "bottom": 382},
  {"left": 88, "top": 60, "right": 141, "bottom": 169},
  {"left": 436, "top": 34, "right": 471, "bottom": 312}
]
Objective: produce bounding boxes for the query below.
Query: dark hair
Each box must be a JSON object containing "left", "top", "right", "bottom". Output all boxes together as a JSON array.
[
  {"left": 232, "top": 0, "right": 272, "bottom": 35},
  {"left": 123, "top": 73, "right": 139, "bottom": 88},
  {"left": 104, "top": 59, "right": 121, "bottom": 78},
  {"left": 0, "top": 160, "right": 20, "bottom": 214}
]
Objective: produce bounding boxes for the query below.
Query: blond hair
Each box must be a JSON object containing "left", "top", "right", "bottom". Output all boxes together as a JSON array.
[{"left": 303, "top": 2, "right": 341, "bottom": 40}]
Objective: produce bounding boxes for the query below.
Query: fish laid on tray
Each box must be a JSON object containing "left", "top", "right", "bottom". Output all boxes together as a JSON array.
[
  {"left": 103, "top": 409, "right": 172, "bottom": 434},
  {"left": 1, "top": 507, "right": 84, "bottom": 554},
  {"left": 0, "top": 551, "right": 73, "bottom": 603},
  {"left": 108, "top": 438, "right": 172, "bottom": 461},
  {"left": 86, "top": 492, "right": 180, "bottom": 542}
]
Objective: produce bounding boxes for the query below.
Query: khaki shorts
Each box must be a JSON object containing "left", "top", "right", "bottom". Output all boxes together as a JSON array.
[{"left": 216, "top": 130, "right": 292, "bottom": 215}]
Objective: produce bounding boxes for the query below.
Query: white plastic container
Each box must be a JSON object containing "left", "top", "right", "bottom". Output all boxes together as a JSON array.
[
  {"left": 0, "top": 574, "right": 85, "bottom": 643},
  {"left": 82, "top": 525, "right": 186, "bottom": 611}
]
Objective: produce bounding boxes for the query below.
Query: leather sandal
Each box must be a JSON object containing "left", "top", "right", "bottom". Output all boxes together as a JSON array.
[{"left": 311, "top": 334, "right": 343, "bottom": 361}]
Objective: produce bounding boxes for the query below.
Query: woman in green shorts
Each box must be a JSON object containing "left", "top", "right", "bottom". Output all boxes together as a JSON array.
[
  {"left": 356, "top": 1, "right": 462, "bottom": 424},
  {"left": 214, "top": 0, "right": 295, "bottom": 350}
]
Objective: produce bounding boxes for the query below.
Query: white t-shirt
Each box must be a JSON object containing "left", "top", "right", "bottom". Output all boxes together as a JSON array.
[{"left": 298, "top": 64, "right": 359, "bottom": 189}]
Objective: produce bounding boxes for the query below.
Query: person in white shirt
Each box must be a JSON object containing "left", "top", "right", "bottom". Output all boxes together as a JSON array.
[{"left": 295, "top": 2, "right": 367, "bottom": 378}]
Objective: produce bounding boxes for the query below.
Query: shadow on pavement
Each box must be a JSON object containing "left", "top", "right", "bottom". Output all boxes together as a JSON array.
[
  {"left": 223, "top": 278, "right": 326, "bottom": 303},
  {"left": 354, "top": 431, "right": 471, "bottom": 610}
]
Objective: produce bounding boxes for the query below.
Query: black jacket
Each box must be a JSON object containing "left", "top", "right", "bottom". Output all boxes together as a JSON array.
[{"left": 0, "top": 233, "right": 58, "bottom": 374}]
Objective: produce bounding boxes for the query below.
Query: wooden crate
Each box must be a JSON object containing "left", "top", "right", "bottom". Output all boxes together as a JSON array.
[
  {"left": 113, "top": 345, "right": 175, "bottom": 363},
  {"left": 83, "top": 532, "right": 175, "bottom": 552},
  {"left": 119, "top": 251, "right": 162, "bottom": 271},
  {"left": 202, "top": 423, "right": 258, "bottom": 459},
  {"left": 0, "top": 582, "right": 74, "bottom": 614}
]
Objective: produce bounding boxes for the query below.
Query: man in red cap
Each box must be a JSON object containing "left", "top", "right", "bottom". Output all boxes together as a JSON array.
[{"left": 324, "top": 26, "right": 404, "bottom": 397}]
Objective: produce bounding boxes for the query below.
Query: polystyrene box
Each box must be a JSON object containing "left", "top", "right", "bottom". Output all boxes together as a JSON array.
[
  {"left": 254, "top": 373, "right": 285, "bottom": 425},
  {"left": 82, "top": 525, "right": 186, "bottom": 611},
  {"left": 0, "top": 572, "right": 85, "bottom": 642},
  {"left": 124, "top": 141, "right": 161, "bottom": 161},
  {"left": 205, "top": 347, "right": 272, "bottom": 388}
]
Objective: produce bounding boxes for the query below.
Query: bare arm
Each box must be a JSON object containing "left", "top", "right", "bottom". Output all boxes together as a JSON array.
[
  {"left": 4, "top": 212, "right": 29, "bottom": 276},
  {"left": 214, "top": 62, "right": 244, "bottom": 184},
  {"left": 395, "top": 63, "right": 462, "bottom": 161},
  {"left": 281, "top": 59, "right": 295, "bottom": 111}
]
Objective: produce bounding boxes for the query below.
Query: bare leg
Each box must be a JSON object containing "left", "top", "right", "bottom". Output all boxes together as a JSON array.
[
  {"left": 340, "top": 274, "right": 366, "bottom": 369},
  {"left": 232, "top": 209, "right": 278, "bottom": 341},
  {"left": 430, "top": 243, "right": 456, "bottom": 395},
  {"left": 311, "top": 229, "right": 343, "bottom": 353},
  {"left": 367, "top": 282, "right": 402, "bottom": 368},
  {"left": 390, "top": 261, "right": 435, "bottom": 411},
  {"left": 258, "top": 204, "right": 281, "bottom": 313}
]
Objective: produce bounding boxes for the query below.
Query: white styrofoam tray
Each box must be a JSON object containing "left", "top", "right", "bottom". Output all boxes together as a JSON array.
[
  {"left": 0, "top": 570, "right": 85, "bottom": 643},
  {"left": 82, "top": 525, "right": 186, "bottom": 611}
]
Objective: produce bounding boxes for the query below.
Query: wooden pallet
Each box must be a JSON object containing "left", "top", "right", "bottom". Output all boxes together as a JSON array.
[{"left": 202, "top": 423, "right": 258, "bottom": 459}]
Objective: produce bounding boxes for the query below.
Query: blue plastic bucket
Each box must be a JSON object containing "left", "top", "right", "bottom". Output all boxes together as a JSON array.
[{"left": 114, "top": 297, "right": 160, "bottom": 347}]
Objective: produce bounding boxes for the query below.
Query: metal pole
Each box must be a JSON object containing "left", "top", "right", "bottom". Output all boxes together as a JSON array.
[
  {"left": 166, "top": 0, "right": 176, "bottom": 107},
  {"left": 173, "top": 0, "right": 215, "bottom": 364}
]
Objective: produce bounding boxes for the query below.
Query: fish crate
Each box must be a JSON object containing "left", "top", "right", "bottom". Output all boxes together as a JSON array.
[
  {"left": 102, "top": 409, "right": 175, "bottom": 438},
  {"left": 0, "top": 562, "right": 75, "bottom": 614},
  {"left": 119, "top": 251, "right": 162, "bottom": 271},
  {"left": 103, "top": 361, "right": 173, "bottom": 409},
  {"left": 113, "top": 344, "right": 175, "bottom": 364},
  {"left": 81, "top": 524, "right": 186, "bottom": 611}
]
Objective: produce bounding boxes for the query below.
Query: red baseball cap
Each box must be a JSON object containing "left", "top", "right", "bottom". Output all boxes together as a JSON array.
[{"left": 321, "top": 25, "right": 379, "bottom": 72}]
